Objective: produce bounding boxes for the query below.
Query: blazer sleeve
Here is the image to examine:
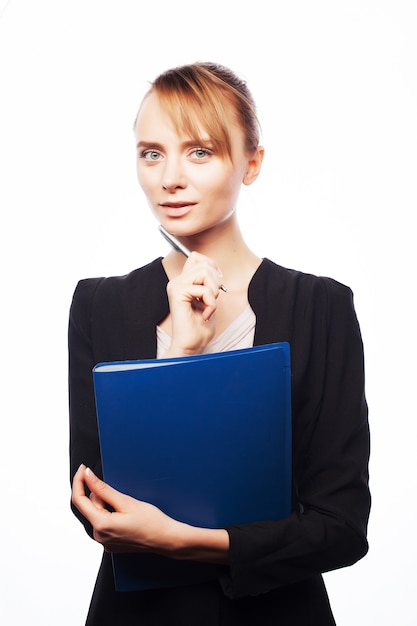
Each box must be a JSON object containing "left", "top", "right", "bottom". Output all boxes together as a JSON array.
[
  {"left": 220, "top": 277, "right": 371, "bottom": 598},
  {"left": 68, "top": 277, "right": 105, "bottom": 538}
]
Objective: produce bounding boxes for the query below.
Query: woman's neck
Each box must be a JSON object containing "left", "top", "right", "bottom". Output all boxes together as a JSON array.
[{"left": 162, "top": 219, "right": 261, "bottom": 288}]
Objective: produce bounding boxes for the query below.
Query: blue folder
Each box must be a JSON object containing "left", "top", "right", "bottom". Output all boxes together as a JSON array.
[{"left": 93, "top": 342, "right": 292, "bottom": 591}]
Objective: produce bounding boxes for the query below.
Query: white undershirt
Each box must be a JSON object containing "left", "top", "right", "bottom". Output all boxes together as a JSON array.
[{"left": 156, "top": 305, "right": 256, "bottom": 359}]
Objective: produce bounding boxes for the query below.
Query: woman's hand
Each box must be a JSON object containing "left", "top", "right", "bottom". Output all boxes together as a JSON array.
[
  {"left": 72, "top": 464, "right": 178, "bottom": 553},
  {"left": 71, "top": 465, "right": 230, "bottom": 562},
  {"left": 165, "top": 251, "right": 225, "bottom": 357}
]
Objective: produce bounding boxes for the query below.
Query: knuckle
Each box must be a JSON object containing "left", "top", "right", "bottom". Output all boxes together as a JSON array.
[
  {"left": 92, "top": 515, "right": 106, "bottom": 533},
  {"left": 93, "top": 520, "right": 107, "bottom": 540},
  {"left": 166, "top": 280, "right": 176, "bottom": 295},
  {"left": 93, "top": 529, "right": 105, "bottom": 544},
  {"left": 96, "top": 480, "right": 107, "bottom": 493}
]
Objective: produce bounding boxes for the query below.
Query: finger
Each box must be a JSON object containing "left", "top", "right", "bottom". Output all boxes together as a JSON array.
[
  {"left": 90, "top": 491, "right": 107, "bottom": 510},
  {"left": 192, "top": 275, "right": 221, "bottom": 300},
  {"left": 83, "top": 467, "right": 129, "bottom": 512},
  {"left": 71, "top": 464, "right": 100, "bottom": 520},
  {"left": 187, "top": 283, "right": 218, "bottom": 306},
  {"left": 184, "top": 253, "right": 224, "bottom": 290},
  {"left": 71, "top": 463, "right": 89, "bottom": 501},
  {"left": 185, "top": 285, "right": 218, "bottom": 321},
  {"left": 72, "top": 465, "right": 118, "bottom": 521},
  {"left": 185, "top": 250, "right": 223, "bottom": 274}
]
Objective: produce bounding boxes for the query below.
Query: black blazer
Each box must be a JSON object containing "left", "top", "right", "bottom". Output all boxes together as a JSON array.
[{"left": 69, "top": 258, "right": 370, "bottom": 626}]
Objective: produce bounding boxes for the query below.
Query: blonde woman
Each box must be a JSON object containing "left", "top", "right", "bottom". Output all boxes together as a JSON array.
[{"left": 70, "top": 62, "right": 370, "bottom": 625}]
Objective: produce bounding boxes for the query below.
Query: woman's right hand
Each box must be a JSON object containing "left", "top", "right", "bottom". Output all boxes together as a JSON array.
[{"left": 164, "top": 251, "right": 224, "bottom": 357}]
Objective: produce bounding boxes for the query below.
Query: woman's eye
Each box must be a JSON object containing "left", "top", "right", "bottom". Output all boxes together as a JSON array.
[
  {"left": 140, "top": 150, "right": 162, "bottom": 161},
  {"left": 190, "top": 148, "right": 212, "bottom": 160}
]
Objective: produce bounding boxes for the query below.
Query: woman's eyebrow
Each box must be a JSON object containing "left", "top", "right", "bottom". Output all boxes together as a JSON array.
[
  {"left": 136, "top": 138, "right": 212, "bottom": 150},
  {"left": 136, "top": 140, "right": 164, "bottom": 150}
]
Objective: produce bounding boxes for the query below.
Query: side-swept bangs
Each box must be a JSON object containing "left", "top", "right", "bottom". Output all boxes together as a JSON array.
[{"left": 149, "top": 64, "right": 259, "bottom": 161}]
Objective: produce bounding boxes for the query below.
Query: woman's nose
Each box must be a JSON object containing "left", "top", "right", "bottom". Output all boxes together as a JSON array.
[{"left": 162, "top": 160, "right": 187, "bottom": 191}]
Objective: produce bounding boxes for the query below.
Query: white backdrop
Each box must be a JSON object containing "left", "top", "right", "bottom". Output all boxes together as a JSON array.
[{"left": 1, "top": 1, "right": 416, "bottom": 624}]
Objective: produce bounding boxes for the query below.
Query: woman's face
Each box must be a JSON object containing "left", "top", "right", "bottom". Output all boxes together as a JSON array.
[{"left": 134, "top": 92, "right": 261, "bottom": 238}]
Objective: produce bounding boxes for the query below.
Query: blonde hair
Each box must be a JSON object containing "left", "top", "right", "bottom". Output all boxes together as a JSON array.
[{"left": 140, "top": 62, "right": 260, "bottom": 161}]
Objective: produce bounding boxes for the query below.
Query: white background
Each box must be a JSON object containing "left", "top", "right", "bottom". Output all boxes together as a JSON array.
[{"left": 1, "top": 1, "right": 415, "bottom": 623}]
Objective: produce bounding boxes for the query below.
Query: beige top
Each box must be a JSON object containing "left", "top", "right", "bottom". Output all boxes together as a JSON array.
[{"left": 156, "top": 305, "right": 256, "bottom": 359}]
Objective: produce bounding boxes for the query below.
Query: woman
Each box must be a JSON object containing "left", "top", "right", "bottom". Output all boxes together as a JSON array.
[{"left": 70, "top": 62, "right": 370, "bottom": 625}]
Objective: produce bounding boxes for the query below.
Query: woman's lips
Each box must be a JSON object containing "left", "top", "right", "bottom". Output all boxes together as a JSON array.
[{"left": 159, "top": 202, "right": 195, "bottom": 217}]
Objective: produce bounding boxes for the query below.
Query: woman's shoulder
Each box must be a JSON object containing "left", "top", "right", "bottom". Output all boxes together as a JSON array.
[
  {"left": 70, "top": 258, "right": 168, "bottom": 328},
  {"left": 253, "top": 258, "right": 359, "bottom": 334},
  {"left": 73, "top": 257, "right": 165, "bottom": 299},
  {"left": 256, "top": 258, "right": 353, "bottom": 301},
  {"left": 76, "top": 257, "right": 164, "bottom": 289}
]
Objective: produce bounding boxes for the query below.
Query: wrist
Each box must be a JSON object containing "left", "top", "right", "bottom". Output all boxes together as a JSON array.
[
  {"left": 161, "top": 344, "right": 203, "bottom": 359},
  {"left": 159, "top": 520, "right": 230, "bottom": 564}
]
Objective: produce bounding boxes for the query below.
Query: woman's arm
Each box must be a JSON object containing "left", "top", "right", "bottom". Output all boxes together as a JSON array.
[
  {"left": 69, "top": 277, "right": 105, "bottom": 538},
  {"left": 69, "top": 256, "right": 228, "bottom": 559},
  {"left": 220, "top": 276, "right": 371, "bottom": 598}
]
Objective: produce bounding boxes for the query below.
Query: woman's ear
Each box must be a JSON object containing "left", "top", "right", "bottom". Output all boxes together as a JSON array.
[{"left": 243, "top": 146, "right": 265, "bottom": 186}]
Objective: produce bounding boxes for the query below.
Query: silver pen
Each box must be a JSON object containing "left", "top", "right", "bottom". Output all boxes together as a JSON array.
[{"left": 158, "top": 225, "right": 228, "bottom": 292}]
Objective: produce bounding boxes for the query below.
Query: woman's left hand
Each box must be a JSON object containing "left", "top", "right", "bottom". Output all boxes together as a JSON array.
[
  {"left": 71, "top": 464, "right": 178, "bottom": 554},
  {"left": 72, "top": 464, "right": 230, "bottom": 562}
]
